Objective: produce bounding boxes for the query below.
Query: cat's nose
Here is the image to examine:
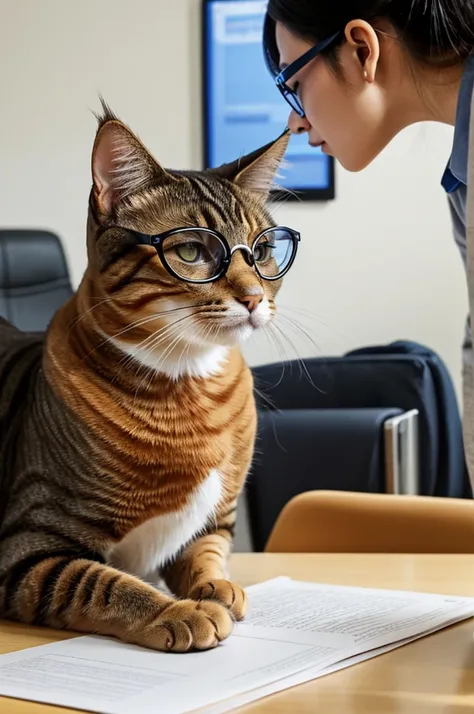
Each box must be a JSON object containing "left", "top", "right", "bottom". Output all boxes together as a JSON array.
[{"left": 237, "top": 295, "right": 263, "bottom": 313}]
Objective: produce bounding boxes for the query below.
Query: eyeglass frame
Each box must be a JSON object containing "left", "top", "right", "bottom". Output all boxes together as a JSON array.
[
  {"left": 263, "top": 13, "right": 340, "bottom": 119},
  {"left": 132, "top": 226, "right": 301, "bottom": 284}
]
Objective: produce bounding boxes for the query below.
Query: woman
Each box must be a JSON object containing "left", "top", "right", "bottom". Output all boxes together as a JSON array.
[{"left": 264, "top": 0, "right": 474, "bottom": 486}]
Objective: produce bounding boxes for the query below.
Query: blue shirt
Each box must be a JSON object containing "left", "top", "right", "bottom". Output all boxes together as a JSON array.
[
  {"left": 442, "top": 55, "right": 474, "bottom": 267},
  {"left": 442, "top": 55, "right": 474, "bottom": 349}
]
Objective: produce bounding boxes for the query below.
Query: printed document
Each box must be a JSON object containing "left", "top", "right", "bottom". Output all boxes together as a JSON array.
[{"left": 0, "top": 577, "right": 472, "bottom": 714}]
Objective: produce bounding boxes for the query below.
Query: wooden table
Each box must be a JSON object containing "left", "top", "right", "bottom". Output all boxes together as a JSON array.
[{"left": 1, "top": 554, "right": 474, "bottom": 713}]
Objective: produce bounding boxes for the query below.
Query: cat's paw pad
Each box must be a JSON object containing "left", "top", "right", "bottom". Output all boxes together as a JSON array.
[
  {"left": 190, "top": 579, "right": 247, "bottom": 621},
  {"left": 147, "top": 599, "right": 233, "bottom": 653}
]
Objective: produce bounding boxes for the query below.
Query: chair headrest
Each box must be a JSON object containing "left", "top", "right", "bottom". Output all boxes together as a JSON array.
[{"left": 0, "top": 230, "right": 69, "bottom": 289}]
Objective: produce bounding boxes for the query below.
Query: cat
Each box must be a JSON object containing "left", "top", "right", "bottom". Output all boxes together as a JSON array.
[{"left": 0, "top": 102, "right": 295, "bottom": 653}]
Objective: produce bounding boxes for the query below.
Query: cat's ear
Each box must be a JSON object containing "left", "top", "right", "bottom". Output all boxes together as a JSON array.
[
  {"left": 91, "top": 99, "right": 172, "bottom": 216},
  {"left": 211, "top": 129, "right": 290, "bottom": 199}
]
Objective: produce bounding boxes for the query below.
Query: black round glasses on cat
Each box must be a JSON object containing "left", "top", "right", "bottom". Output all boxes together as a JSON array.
[
  {"left": 133, "top": 226, "right": 301, "bottom": 284},
  {"left": 263, "top": 13, "right": 340, "bottom": 118}
]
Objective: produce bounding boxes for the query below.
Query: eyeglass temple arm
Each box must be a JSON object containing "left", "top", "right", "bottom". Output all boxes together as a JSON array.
[
  {"left": 132, "top": 232, "right": 160, "bottom": 246},
  {"left": 277, "top": 31, "right": 340, "bottom": 83}
]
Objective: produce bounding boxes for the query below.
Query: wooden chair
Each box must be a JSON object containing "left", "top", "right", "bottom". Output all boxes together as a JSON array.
[{"left": 265, "top": 490, "right": 474, "bottom": 553}]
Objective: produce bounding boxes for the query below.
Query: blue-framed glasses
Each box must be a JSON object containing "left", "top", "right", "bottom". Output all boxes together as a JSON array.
[{"left": 263, "top": 13, "right": 340, "bottom": 118}]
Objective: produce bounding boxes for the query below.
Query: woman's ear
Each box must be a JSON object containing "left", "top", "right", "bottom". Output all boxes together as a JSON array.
[{"left": 344, "top": 19, "right": 380, "bottom": 82}]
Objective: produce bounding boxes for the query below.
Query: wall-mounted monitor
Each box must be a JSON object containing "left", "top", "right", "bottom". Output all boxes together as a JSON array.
[{"left": 202, "top": 0, "right": 335, "bottom": 201}]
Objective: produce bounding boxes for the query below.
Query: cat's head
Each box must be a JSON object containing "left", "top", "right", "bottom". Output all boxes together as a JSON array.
[{"left": 85, "top": 102, "right": 297, "bottom": 379}]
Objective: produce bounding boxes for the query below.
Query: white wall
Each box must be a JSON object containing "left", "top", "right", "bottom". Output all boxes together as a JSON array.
[{"left": 1, "top": 0, "right": 467, "bottom": 399}]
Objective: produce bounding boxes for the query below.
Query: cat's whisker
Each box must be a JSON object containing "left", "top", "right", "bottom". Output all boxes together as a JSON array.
[
  {"left": 80, "top": 313, "right": 166, "bottom": 364},
  {"left": 270, "top": 321, "right": 305, "bottom": 382},
  {"left": 131, "top": 332, "right": 180, "bottom": 398},
  {"left": 178, "top": 319, "right": 218, "bottom": 378},
  {"left": 270, "top": 322, "right": 323, "bottom": 392},
  {"left": 107, "top": 313, "right": 165, "bottom": 340},
  {"left": 152, "top": 325, "right": 195, "bottom": 377},
  {"left": 275, "top": 313, "right": 324, "bottom": 358},
  {"left": 113, "top": 315, "right": 191, "bottom": 381},
  {"left": 253, "top": 328, "right": 288, "bottom": 453},
  {"left": 176, "top": 337, "right": 193, "bottom": 379},
  {"left": 82, "top": 303, "right": 210, "bottom": 364},
  {"left": 67, "top": 297, "right": 117, "bottom": 334},
  {"left": 109, "top": 304, "right": 204, "bottom": 343},
  {"left": 111, "top": 314, "right": 197, "bottom": 383},
  {"left": 269, "top": 186, "right": 303, "bottom": 211},
  {"left": 175, "top": 319, "right": 214, "bottom": 378},
  {"left": 278, "top": 303, "right": 348, "bottom": 345},
  {"left": 253, "top": 384, "right": 279, "bottom": 411},
  {"left": 262, "top": 325, "right": 290, "bottom": 389},
  {"left": 128, "top": 325, "right": 196, "bottom": 391},
  {"left": 274, "top": 314, "right": 332, "bottom": 394},
  {"left": 118, "top": 314, "right": 194, "bottom": 365},
  {"left": 138, "top": 315, "right": 196, "bottom": 357},
  {"left": 266, "top": 320, "right": 290, "bottom": 367},
  {"left": 133, "top": 363, "right": 156, "bottom": 401},
  {"left": 261, "top": 317, "right": 282, "bottom": 364},
  {"left": 145, "top": 311, "right": 209, "bottom": 377}
]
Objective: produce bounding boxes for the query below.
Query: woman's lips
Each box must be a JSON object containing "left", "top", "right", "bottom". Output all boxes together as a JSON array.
[{"left": 309, "top": 139, "right": 325, "bottom": 148}]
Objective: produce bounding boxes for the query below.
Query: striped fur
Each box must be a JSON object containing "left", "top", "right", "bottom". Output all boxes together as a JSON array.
[{"left": 0, "top": 106, "right": 290, "bottom": 652}]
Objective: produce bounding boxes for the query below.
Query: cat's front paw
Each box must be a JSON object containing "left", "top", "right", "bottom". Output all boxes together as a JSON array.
[
  {"left": 146, "top": 599, "right": 233, "bottom": 653},
  {"left": 189, "top": 579, "right": 247, "bottom": 621}
]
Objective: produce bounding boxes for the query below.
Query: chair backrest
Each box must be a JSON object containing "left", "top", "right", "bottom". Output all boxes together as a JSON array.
[
  {"left": 0, "top": 229, "right": 73, "bottom": 332},
  {"left": 252, "top": 343, "right": 470, "bottom": 499},
  {"left": 347, "top": 341, "right": 469, "bottom": 499},
  {"left": 265, "top": 490, "right": 474, "bottom": 553},
  {"left": 246, "top": 407, "right": 403, "bottom": 552},
  {"left": 248, "top": 342, "right": 471, "bottom": 551}
]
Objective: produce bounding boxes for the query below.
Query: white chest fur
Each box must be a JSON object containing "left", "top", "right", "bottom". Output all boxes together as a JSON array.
[{"left": 107, "top": 470, "right": 222, "bottom": 579}]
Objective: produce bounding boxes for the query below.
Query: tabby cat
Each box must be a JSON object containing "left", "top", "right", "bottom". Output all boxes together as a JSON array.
[{"left": 0, "top": 104, "right": 298, "bottom": 652}]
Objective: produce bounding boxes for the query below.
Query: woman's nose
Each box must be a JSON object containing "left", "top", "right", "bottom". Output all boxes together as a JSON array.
[{"left": 287, "top": 110, "right": 311, "bottom": 135}]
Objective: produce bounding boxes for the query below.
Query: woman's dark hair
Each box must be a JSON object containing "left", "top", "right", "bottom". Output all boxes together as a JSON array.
[{"left": 266, "top": 0, "right": 474, "bottom": 68}]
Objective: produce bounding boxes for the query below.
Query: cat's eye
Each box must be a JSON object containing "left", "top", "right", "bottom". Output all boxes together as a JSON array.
[
  {"left": 162, "top": 229, "right": 227, "bottom": 281},
  {"left": 253, "top": 241, "right": 275, "bottom": 264},
  {"left": 174, "top": 242, "right": 202, "bottom": 264}
]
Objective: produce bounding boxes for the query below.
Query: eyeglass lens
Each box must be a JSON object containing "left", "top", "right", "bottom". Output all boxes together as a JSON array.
[
  {"left": 253, "top": 229, "right": 295, "bottom": 279},
  {"left": 162, "top": 230, "right": 227, "bottom": 281},
  {"left": 161, "top": 228, "right": 296, "bottom": 282},
  {"left": 280, "top": 85, "right": 304, "bottom": 117}
]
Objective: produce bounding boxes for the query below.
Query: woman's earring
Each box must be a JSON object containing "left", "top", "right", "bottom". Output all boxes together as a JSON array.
[{"left": 363, "top": 69, "right": 368, "bottom": 80}]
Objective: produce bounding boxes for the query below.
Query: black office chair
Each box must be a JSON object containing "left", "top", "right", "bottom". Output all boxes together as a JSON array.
[
  {"left": 0, "top": 229, "right": 73, "bottom": 332},
  {"left": 247, "top": 341, "right": 472, "bottom": 551}
]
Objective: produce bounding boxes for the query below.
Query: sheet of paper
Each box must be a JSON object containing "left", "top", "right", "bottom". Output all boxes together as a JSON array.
[
  {"left": 236, "top": 577, "right": 474, "bottom": 651},
  {"left": 0, "top": 577, "right": 472, "bottom": 714},
  {"left": 0, "top": 630, "right": 346, "bottom": 714},
  {"left": 202, "top": 617, "right": 471, "bottom": 714}
]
